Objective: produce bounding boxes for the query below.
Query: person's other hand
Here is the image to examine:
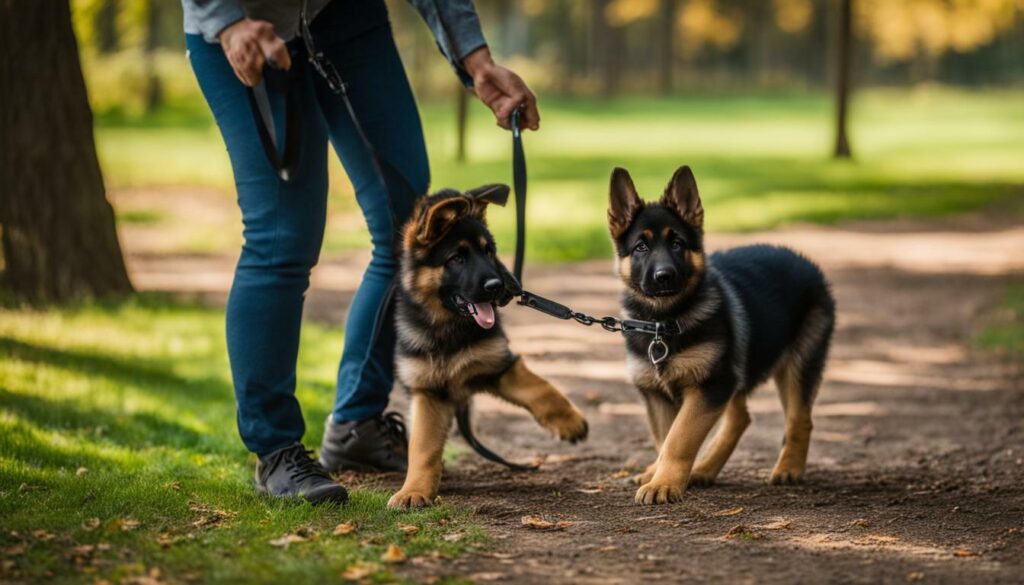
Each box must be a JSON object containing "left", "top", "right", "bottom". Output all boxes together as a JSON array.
[
  {"left": 218, "top": 19, "right": 291, "bottom": 87},
  {"left": 463, "top": 47, "right": 539, "bottom": 131}
]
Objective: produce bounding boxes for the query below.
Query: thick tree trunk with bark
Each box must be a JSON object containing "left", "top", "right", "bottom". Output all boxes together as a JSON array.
[
  {"left": 657, "top": 0, "right": 676, "bottom": 94},
  {"left": 0, "top": 0, "right": 133, "bottom": 303},
  {"left": 833, "top": 0, "right": 853, "bottom": 158}
]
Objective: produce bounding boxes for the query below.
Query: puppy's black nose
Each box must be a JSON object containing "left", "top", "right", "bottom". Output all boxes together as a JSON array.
[
  {"left": 483, "top": 278, "right": 503, "bottom": 294},
  {"left": 653, "top": 268, "right": 676, "bottom": 283}
]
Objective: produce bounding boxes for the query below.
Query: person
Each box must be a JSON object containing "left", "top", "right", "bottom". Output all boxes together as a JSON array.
[{"left": 182, "top": 0, "right": 540, "bottom": 503}]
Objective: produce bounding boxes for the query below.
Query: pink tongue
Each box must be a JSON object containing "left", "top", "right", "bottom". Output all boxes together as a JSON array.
[{"left": 470, "top": 302, "right": 495, "bottom": 329}]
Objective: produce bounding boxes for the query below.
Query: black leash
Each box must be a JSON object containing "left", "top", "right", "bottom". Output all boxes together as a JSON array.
[
  {"left": 516, "top": 290, "right": 677, "bottom": 365},
  {"left": 246, "top": 56, "right": 303, "bottom": 182},
  {"left": 510, "top": 108, "right": 527, "bottom": 282}
]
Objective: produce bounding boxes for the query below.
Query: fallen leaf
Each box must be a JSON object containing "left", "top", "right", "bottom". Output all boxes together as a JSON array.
[
  {"left": 31, "top": 530, "right": 55, "bottom": 541},
  {"left": 758, "top": 519, "right": 793, "bottom": 530},
  {"left": 82, "top": 518, "right": 101, "bottom": 532},
  {"left": 75, "top": 467, "right": 89, "bottom": 477},
  {"left": 576, "top": 487, "right": 603, "bottom": 494},
  {"left": 521, "top": 515, "right": 554, "bottom": 529},
  {"left": 332, "top": 522, "right": 356, "bottom": 536},
  {"left": 18, "top": 483, "right": 47, "bottom": 494},
  {"left": 470, "top": 572, "right": 506, "bottom": 582},
  {"left": 166, "top": 481, "right": 181, "bottom": 492},
  {"left": 610, "top": 469, "right": 631, "bottom": 480},
  {"left": 68, "top": 544, "right": 95, "bottom": 559},
  {"left": 381, "top": 543, "right": 406, "bottom": 564},
  {"left": 397, "top": 524, "right": 419, "bottom": 536},
  {"left": 2, "top": 560, "right": 16, "bottom": 573},
  {"left": 341, "top": 561, "right": 379, "bottom": 580},
  {"left": 2, "top": 544, "right": 25, "bottom": 557},
  {"left": 269, "top": 533, "right": 308, "bottom": 549},
  {"left": 120, "top": 519, "right": 140, "bottom": 532},
  {"left": 521, "top": 516, "right": 570, "bottom": 531},
  {"left": 850, "top": 518, "right": 870, "bottom": 528},
  {"left": 157, "top": 533, "right": 174, "bottom": 548},
  {"left": 714, "top": 507, "right": 744, "bottom": 517},
  {"left": 725, "top": 525, "right": 764, "bottom": 540},
  {"left": 953, "top": 548, "right": 976, "bottom": 558},
  {"left": 907, "top": 572, "right": 925, "bottom": 582},
  {"left": 441, "top": 532, "right": 463, "bottom": 543}
]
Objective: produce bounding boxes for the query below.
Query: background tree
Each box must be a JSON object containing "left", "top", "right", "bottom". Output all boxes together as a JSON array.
[
  {"left": 834, "top": 0, "right": 853, "bottom": 158},
  {"left": 0, "top": 0, "right": 133, "bottom": 303}
]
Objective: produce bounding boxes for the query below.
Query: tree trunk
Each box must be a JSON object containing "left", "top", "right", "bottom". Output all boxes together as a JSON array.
[
  {"left": 658, "top": 0, "right": 676, "bottom": 94},
  {"left": 833, "top": 0, "right": 853, "bottom": 158},
  {"left": 0, "top": 0, "right": 133, "bottom": 303}
]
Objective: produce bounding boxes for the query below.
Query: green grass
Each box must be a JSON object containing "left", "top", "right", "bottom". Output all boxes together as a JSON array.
[
  {"left": 94, "top": 89, "right": 1024, "bottom": 261},
  {"left": 0, "top": 297, "right": 486, "bottom": 583},
  {"left": 976, "top": 285, "right": 1024, "bottom": 357}
]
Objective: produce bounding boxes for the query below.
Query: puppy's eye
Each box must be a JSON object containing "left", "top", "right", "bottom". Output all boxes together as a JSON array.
[
  {"left": 447, "top": 254, "right": 465, "bottom": 266},
  {"left": 670, "top": 240, "right": 684, "bottom": 252},
  {"left": 633, "top": 241, "right": 649, "bottom": 254}
]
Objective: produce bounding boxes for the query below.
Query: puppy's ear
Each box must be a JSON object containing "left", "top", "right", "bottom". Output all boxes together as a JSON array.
[
  {"left": 608, "top": 167, "right": 643, "bottom": 238},
  {"left": 465, "top": 183, "right": 510, "bottom": 219},
  {"left": 417, "top": 197, "right": 471, "bottom": 246},
  {"left": 660, "top": 165, "right": 704, "bottom": 230}
]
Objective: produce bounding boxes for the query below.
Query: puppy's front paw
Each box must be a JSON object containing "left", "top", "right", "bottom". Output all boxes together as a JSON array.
[
  {"left": 543, "top": 407, "right": 589, "bottom": 444},
  {"left": 769, "top": 467, "right": 804, "bottom": 485},
  {"left": 632, "top": 462, "right": 657, "bottom": 486},
  {"left": 688, "top": 465, "right": 718, "bottom": 487},
  {"left": 634, "top": 479, "right": 684, "bottom": 505},
  {"left": 387, "top": 489, "right": 434, "bottom": 510}
]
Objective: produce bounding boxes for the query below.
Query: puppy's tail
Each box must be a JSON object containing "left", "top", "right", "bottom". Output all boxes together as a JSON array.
[{"left": 455, "top": 403, "right": 539, "bottom": 471}]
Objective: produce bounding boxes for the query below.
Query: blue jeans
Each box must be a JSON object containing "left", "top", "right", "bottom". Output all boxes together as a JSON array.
[{"left": 187, "top": 0, "right": 428, "bottom": 457}]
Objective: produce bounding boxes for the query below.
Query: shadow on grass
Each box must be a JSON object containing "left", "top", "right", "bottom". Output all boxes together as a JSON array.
[{"left": 0, "top": 336, "right": 231, "bottom": 406}]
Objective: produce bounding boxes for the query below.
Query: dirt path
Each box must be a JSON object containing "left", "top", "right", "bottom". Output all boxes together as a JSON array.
[{"left": 126, "top": 213, "right": 1024, "bottom": 584}]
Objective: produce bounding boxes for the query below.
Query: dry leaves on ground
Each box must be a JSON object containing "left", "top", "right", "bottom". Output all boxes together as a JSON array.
[
  {"left": 381, "top": 544, "right": 406, "bottom": 564},
  {"left": 397, "top": 524, "right": 419, "bottom": 536},
  {"left": 521, "top": 516, "right": 572, "bottom": 531},
  {"left": 269, "top": 533, "right": 308, "bottom": 549},
  {"left": 341, "top": 561, "right": 379, "bottom": 581},
  {"left": 333, "top": 522, "right": 356, "bottom": 536},
  {"left": 714, "top": 507, "right": 744, "bottom": 517},
  {"left": 725, "top": 525, "right": 765, "bottom": 541},
  {"left": 953, "top": 548, "right": 977, "bottom": 558},
  {"left": 75, "top": 467, "right": 89, "bottom": 477},
  {"left": 82, "top": 518, "right": 101, "bottom": 532}
]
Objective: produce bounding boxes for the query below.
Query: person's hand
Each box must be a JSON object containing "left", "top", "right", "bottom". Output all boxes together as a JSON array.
[
  {"left": 218, "top": 18, "right": 291, "bottom": 87},
  {"left": 463, "top": 47, "right": 539, "bottom": 131}
]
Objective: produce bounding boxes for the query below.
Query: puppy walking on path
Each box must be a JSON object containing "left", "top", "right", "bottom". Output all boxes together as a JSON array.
[
  {"left": 388, "top": 186, "right": 589, "bottom": 509},
  {"left": 608, "top": 166, "right": 835, "bottom": 505}
]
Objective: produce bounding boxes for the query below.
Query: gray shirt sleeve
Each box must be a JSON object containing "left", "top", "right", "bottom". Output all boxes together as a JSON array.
[
  {"left": 407, "top": 0, "right": 488, "bottom": 87},
  {"left": 182, "top": 0, "right": 246, "bottom": 43}
]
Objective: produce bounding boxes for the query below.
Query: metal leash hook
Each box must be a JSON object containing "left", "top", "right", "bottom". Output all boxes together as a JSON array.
[{"left": 647, "top": 322, "right": 670, "bottom": 366}]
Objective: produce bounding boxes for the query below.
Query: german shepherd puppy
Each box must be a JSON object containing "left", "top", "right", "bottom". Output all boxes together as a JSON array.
[
  {"left": 388, "top": 185, "right": 589, "bottom": 509},
  {"left": 608, "top": 166, "right": 835, "bottom": 505}
]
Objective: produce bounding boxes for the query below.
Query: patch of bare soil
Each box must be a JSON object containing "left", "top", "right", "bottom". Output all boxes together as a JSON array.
[{"left": 129, "top": 210, "right": 1024, "bottom": 584}]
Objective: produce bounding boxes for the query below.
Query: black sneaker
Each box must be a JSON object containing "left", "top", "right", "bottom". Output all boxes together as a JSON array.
[
  {"left": 319, "top": 412, "right": 408, "bottom": 473},
  {"left": 255, "top": 443, "right": 349, "bottom": 504}
]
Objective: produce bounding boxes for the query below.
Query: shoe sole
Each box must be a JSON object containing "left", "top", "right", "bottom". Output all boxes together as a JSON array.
[
  {"left": 319, "top": 455, "right": 406, "bottom": 475},
  {"left": 253, "top": 481, "right": 349, "bottom": 505}
]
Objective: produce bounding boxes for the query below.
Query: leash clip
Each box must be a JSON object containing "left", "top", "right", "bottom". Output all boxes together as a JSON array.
[{"left": 647, "top": 322, "right": 669, "bottom": 365}]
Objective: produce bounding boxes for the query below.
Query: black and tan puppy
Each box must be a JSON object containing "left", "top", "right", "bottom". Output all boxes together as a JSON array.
[
  {"left": 608, "top": 166, "right": 835, "bottom": 505},
  {"left": 388, "top": 185, "right": 589, "bottom": 509}
]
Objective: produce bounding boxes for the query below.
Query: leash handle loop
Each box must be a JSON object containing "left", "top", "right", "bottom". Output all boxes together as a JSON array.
[{"left": 510, "top": 105, "right": 527, "bottom": 283}]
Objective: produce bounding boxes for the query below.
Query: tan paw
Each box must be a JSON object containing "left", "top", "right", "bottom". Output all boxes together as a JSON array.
[
  {"left": 542, "top": 407, "right": 589, "bottom": 444},
  {"left": 632, "top": 463, "right": 657, "bottom": 486},
  {"left": 769, "top": 464, "right": 805, "bottom": 485},
  {"left": 634, "top": 480, "right": 684, "bottom": 505},
  {"left": 387, "top": 489, "right": 435, "bottom": 510},
  {"left": 688, "top": 467, "right": 718, "bottom": 487}
]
